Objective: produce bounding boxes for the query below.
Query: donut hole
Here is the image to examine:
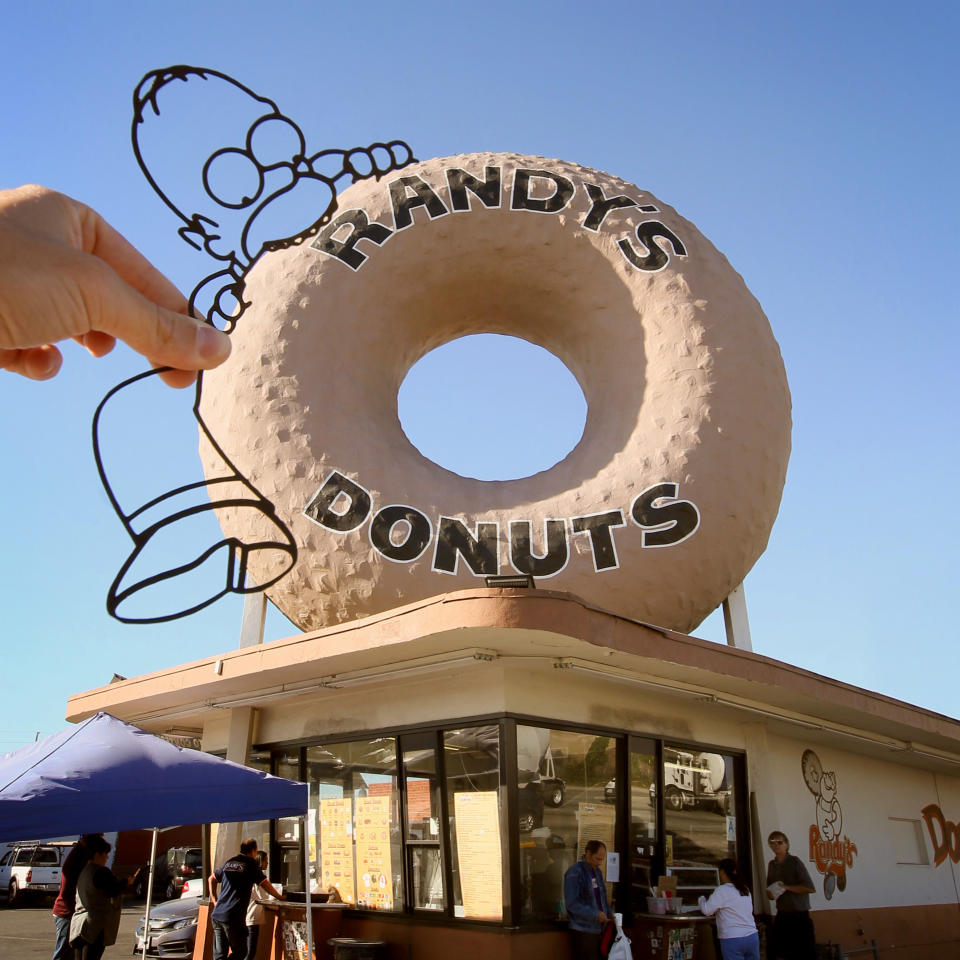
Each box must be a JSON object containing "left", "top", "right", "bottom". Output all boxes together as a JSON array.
[{"left": 397, "top": 334, "right": 587, "bottom": 481}]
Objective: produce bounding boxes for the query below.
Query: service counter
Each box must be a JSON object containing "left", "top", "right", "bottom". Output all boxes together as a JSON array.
[
  {"left": 192, "top": 901, "right": 349, "bottom": 960},
  {"left": 193, "top": 902, "right": 622, "bottom": 960},
  {"left": 267, "top": 902, "right": 350, "bottom": 960}
]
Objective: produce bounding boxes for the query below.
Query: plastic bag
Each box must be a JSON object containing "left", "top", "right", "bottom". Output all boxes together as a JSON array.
[{"left": 607, "top": 913, "right": 632, "bottom": 960}]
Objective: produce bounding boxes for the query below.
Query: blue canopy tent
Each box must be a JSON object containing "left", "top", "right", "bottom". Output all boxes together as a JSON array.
[{"left": 0, "top": 712, "right": 312, "bottom": 957}]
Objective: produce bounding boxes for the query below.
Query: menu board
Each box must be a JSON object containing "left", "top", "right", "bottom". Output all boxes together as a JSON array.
[
  {"left": 453, "top": 791, "right": 502, "bottom": 920},
  {"left": 355, "top": 795, "right": 393, "bottom": 910},
  {"left": 320, "top": 797, "right": 355, "bottom": 904}
]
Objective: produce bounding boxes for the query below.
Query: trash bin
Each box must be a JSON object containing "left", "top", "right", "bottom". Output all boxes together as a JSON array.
[{"left": 327, "top": 937, "right": 388, "bottom": 960}]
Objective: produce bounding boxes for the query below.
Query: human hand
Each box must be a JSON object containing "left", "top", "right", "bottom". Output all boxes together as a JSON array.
[{"left": 0, "top": 185, "right": 231, "bottom": 386}]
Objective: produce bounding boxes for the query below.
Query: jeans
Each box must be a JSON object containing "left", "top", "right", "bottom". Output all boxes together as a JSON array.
[
  {"left": 52, "top": 914, "right": 72, "bottom": 960},
  {"left": 719, "top": 933, "right": 761, "bottom": 960},
  {"left": 212, "top": 917, "right": 248, "bottom": 960},
  {"left": 246, "top": 923, "right": 261, "bottom": 960}
]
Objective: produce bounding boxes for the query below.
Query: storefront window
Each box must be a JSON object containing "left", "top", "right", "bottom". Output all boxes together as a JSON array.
[
  {"left": 274, "top": 750, "right": 303, "bottom": 892},
  {"left": 306, "top": 738, "right": 402, "bottom": 910},
  {"left": 402, "top": 733, "right": 444, "bottom": 911},
  {"left": 517, "top": 726, "right": 618, "bottom": 922},
  {"left": 629, "top": 738, "right": 658, "bottom": 904},
  {"left": 444, "top": 726, "right": 502, "bottom": 920},
  {"left": 661, "top": 745, "right": 738, "bottom": 903},
  {"left": 240, "top": 748, "right": 272, "bottom": 873}
]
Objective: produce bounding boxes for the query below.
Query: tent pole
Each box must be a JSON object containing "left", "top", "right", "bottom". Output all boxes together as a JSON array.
[
  {"left": 305, "top": 780, "right": 314, "bottom": 960},
  {"left": 142, "top": 826, "right": 159, "bottom": 960}
]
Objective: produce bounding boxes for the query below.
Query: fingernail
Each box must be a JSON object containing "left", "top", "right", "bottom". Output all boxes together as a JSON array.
[{"left": 196, "top": 324, "right": 231, "bottom": 362}]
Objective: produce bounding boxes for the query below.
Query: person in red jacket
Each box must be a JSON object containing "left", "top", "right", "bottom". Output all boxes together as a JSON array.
[{"left": 51, "top": 834, "right": 100, "bottom": 960}]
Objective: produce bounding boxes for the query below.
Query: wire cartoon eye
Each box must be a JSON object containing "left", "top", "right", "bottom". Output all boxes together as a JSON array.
[
  {"left": 203, "top": 147, "right": 265, "bottom": 209},
  {"left": 249, "top": 116, "right": 306, "bottom": 168}
]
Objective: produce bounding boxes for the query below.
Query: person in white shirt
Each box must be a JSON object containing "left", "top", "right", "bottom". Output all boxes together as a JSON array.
[
  {"left": 246, "top": 850, "right": 276, "bottom": 960},
  {"left": 698, "top": 858, "right": 759, "bottom": 960}
]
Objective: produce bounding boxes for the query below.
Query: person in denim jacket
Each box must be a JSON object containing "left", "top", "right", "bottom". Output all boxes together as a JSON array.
[{"left": 563, "top": 840, "right": 611, "bottom": 959}]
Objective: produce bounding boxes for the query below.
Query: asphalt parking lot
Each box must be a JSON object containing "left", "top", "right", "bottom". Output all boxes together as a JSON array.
[{"left": 0, "top": 899, "right": 145, "bottom": 958}]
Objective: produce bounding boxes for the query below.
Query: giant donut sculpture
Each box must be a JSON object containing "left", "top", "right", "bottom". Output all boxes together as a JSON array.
[{"left": 199, "top": 152, "right": 791, "bottom": 634}]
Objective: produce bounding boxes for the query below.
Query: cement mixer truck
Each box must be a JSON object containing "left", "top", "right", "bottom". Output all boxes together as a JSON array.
[{"left": 657, "top": 750, "right": 730, "bottom": 813}]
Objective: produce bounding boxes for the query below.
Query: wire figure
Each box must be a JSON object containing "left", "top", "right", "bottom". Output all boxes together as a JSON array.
[{"left": 93, "top": 65, "right": 415, "bottom": 623}]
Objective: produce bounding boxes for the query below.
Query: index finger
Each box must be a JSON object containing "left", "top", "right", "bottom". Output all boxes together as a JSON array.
[{"left": 80, "top": 202, "right": 189, "bottom": 315}]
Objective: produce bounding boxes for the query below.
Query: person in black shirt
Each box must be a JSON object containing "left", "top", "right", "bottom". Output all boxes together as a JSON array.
[
  {"left": 766, "top": 830, "right": 816, "bottom": 960},
  {"left": 209, "top": 838, "right": 283, "bottom": 960}
]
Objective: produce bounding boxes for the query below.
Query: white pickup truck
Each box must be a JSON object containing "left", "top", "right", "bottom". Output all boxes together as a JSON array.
[{"left": 0, "top": 841, "right": 74, "bottom": 906}]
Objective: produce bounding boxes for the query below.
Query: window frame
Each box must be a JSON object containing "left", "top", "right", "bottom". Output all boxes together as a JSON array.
[{"left": 252, "top": 712, "right": 750, "bottom": 926}]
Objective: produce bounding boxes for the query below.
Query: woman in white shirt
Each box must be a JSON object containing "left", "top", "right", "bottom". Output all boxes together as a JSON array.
[
  {"left": 246, "top": 851, "right": 276, "bottom": 959},
  {"left": 698, "top": 858, "right": 759, "bottom": 960}
]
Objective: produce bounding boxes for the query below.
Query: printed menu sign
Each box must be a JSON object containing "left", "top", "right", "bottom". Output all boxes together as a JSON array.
[
  {"left": 454, "top": 791, "right": 502, "bottom": 920},
  {"left": 356, "top": 795, "right": 393, "bottom": 909},
  {"left": 320, "top": 797, "right": 355, "bottom": 904}
]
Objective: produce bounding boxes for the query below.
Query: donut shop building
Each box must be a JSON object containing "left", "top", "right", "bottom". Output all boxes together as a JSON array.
[
  {"left": 68, "top": 152, "right": 960, "bottom": 958},
  {"left": 66, "top": 587, "right": 960, "bottom": 958}
]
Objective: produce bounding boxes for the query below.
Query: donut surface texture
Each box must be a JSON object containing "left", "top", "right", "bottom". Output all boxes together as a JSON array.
[{"left": 199, "top": 152, "right": 791, "bottom": 633}]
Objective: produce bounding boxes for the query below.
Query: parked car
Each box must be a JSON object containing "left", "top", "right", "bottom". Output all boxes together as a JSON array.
[
  {"left": 132, "top": 846, "right": 202, "bottom": 901},
  {"left": 179, "top": 876, "right": 203, "bottom": 898},
  {"left": 0, "top": 849, "right": 13, "bottom": 897},
  {"left": 518, "top": 781, "right": 545, "bottom": 832},
  {"left": 539, "top": 751, "right": 565, "bottom": 807},
  {"left": 134, "top": 894, "right": 200, "bottom": 957},
  {"left": 0, "top": 841, "right": 73, "bottom": 906}
]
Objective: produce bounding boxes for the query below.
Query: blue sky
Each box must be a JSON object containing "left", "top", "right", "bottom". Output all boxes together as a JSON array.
[{"left": 1, "top": 1, "right": 957, "bottom": 750}]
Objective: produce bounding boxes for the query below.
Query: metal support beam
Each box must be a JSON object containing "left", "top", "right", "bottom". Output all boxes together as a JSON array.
[
  {"left": 722, "top": 582, "right": 753, "bottom": 651},
  {"left": 239, "top": 583, "right": 267, "bottom": 648}
]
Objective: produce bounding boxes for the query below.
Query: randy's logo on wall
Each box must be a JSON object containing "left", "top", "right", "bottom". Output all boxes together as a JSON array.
[
  {"left": 921, "top": 804, "right": 960, "bottom": 867},
  {"left": 802, "top": 749, "right": 858, "bottom": 899}
]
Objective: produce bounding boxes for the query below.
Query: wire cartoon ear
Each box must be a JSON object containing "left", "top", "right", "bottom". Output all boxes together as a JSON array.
[{"left": 93, "top": 65, "right": 416, "bottom": 623}]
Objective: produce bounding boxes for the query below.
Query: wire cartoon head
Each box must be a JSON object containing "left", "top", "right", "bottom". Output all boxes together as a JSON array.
[{"left": 93, "top": 66, "right": 416, "bottom": 623}]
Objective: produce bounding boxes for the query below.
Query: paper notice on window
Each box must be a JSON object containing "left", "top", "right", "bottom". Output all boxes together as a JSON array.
[
  {"left": 454, "top": 791, "right": 503, "bottom": 920},
  {"left": 355, "top": 795, "right": 393, "bottom": 910},
  {"left": 577, "top": 802, "right": 617, "bottom": 898},
  {"left": 320, "top": 797, "right": 355, "bottom": 904},
  {"left": 577, "top": 802, "right": 616, "bottom": 856},
  {"left": 406, "top": 778, "right": 433, "bottom": 822}
]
